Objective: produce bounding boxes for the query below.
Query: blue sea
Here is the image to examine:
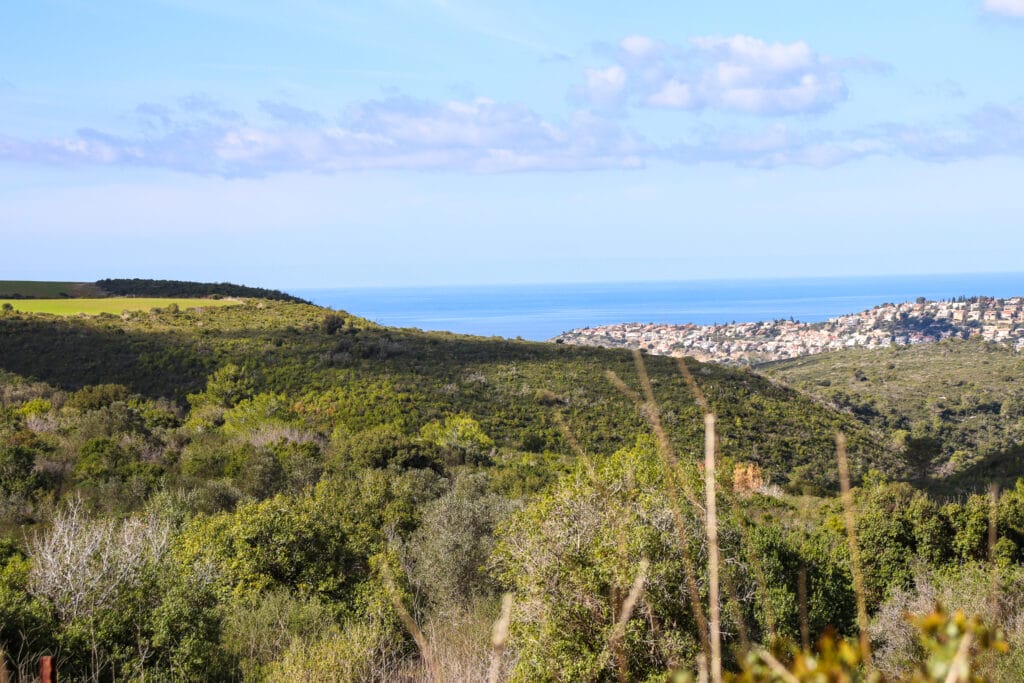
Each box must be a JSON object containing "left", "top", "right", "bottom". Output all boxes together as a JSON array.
[{"left": 293, "top": 272, "right": 1024, "bottom": 342}]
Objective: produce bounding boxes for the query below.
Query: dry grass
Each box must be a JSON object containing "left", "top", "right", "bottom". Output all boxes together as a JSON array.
[
  {"left": 836, "top": 432, "right": 873, "bottom": 668},
  {"left": 383, "top": 568, "right": 443, "bottom": 683}
]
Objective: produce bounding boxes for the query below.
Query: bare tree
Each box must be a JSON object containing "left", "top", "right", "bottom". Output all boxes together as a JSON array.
[{"left": 27, "top": 499, "right": 172, "bottom": 681}]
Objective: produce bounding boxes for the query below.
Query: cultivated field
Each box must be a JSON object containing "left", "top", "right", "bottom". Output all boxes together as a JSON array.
[{"left": 0, "top": 297, "right": 241, "bottom": 315}]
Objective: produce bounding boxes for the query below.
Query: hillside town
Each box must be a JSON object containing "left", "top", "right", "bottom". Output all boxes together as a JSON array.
[{"left": 552, "top": 296, "right": 1024, "bottom": 365}]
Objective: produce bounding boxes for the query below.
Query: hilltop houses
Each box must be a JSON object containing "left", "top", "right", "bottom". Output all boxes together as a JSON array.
[{"left": 554, "top": 297, "right": 1024, "bottom": 365}]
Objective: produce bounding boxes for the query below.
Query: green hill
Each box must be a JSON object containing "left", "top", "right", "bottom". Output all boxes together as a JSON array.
[
  {"left": 762, "top": 337, "right": 1024, "bottom": 491},
  {"left": 2, "top": 297, "right": 1023, "bottom": 680},
  {"left": 0, "top": 299, "right": 895, "bottom": 490},
  {"left": 95, "top": 278, "right": 309, "bottom": 302},
  {"left": 0, "top": 278, "right": 307, "bottom": 302}
]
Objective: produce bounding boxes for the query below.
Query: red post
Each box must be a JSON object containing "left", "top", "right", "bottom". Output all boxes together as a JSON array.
[{"left": 39, "top": 655, "right": 55, "bottom": 683}]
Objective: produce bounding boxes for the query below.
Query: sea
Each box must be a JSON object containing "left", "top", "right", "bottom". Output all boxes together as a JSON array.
[{"left": 293, "top": 272, "right": 1024, "bottom": 342}]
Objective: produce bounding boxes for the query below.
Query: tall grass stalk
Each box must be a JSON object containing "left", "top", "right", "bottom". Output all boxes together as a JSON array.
[
  {"left": 756, "top": 649, "right": 800, "bottom": 683},
  {"left": 554, "top": 411, "right": 597, "bottom": 483},
  {"left": 486, "top": 594, "right": 513, "bottom": 683},
  {"left": 797, "top": 565, "right": 810, "bottom": 652},
  {"left": 608, "top": 558, "right": 651, "bottom": 682},
  {"left": 722, "top": 571, "right": 750, "bottom": 655},
  {"left": 383, "top": 569, "right": 443, "bottom": 683},
  {"left": 943, "top": 631, "right": 974, "bottom": 683},
  {"left": 676, "top": 357, "right": 709, "bottom": 412},
  {"left": 733, "top": 512, "right": 778, "bottom": 640},
  {"left": 704, "top": 413, "right": 722, "bottom": 683},
  {"left": 988, "top": 483, "right": 1001, "bottom": 622},
  {"left": 609, "top": 353, "right": 710, "bottom": 657},
  {"left": 836, "top": 432, "right": 872, "bottom": 668},
  {"left": 560, "top": 405, "right": 661, "bottom": 682}
]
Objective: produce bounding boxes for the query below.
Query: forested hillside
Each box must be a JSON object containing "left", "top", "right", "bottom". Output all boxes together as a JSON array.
[
  {"left": 764, "top": 338, "right": 1024, "bottom": 492},
  {"left": 0, "top": 301, "right": 1021, "bottom": 681},
  {"left": 95, "top": 278, "right": 310, "bottom": 303}
]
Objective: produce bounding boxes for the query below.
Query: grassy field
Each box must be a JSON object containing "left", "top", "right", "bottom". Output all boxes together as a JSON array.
[
  {"left": 0, "top": 297, "right": 241, "bottom": 315},
  {"left": 0, "top": 281, "right": 105, "bottom": 298}
]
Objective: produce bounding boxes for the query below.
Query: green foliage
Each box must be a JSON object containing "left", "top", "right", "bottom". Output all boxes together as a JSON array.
[
  {"left": 263, "top": 617, "right": 406, "bottom": 682},
  {"left": 175, "top": 466, "right": 443, "bottom": 604},
  {"left": 220, "top": 589, "right": 336, "bottom": 680},
  {"left": 0, "top": 538, "right": 55, "bottom": 672},
  {"left": 96, "top": 277, "right": 311, "bottom": 303},
  {"left": 0, "top": 444, "right": 38, "bottom": 498},
  {"left": 68, "top": 383, "right": 131, "bottom": 412},
  {"left": 406, "top": 473, "right": 517, "bottom": 609},
  {"left": 337, "top": 424, "right": 439, "bottom": 471},
  {"left": 0, "top": 280, "right": 104, "bottom": 299},
  {"left": 767, "top": 339, "right": 1024, "bottom": 490},
  {"left": 1, "top": 296, "right": 1022, "bottom": 679},
  {"left": 727, "top": 607, "right": 1007, "bottom": 683},
  {"left": 16, "top": 397, "right": 52, "bottom": 417},
  {"left": 220, "top": 392, "right": 299, "bottom": 439},
  {"left": 493, "top": 436, "right": 704, "bottom": 680},
  {"left": 175, "top": 490, "right": 357, "bottom": 601},
  {"left": 419, "top": 414, "right": 495, "bottom": 466},
  {"left": 742, "top": 524, "right": 857, "bottom": 643}
]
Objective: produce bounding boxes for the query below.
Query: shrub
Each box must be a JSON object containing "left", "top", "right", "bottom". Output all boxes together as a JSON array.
[{"left": 406, "top": 473, "right": 517, "bottom": 610}]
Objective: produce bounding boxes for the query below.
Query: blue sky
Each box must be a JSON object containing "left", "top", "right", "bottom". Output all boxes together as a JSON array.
[{"left": 2, "top": 0, "right": 1023, "bottom": 287}]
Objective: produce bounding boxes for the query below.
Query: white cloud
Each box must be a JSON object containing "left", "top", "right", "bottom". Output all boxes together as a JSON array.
[
  {"left": 619, "top": 35, "right": 657, "bottom": 58},
  {"left": 4, "top": 89, "right": 1024, "bottom": 175},
  {"left": 0, "top": 95, "right": 648, "bottom": 176},
  {"left": 692, "top": 35, "right": 814, "bottom": 72},
  {"left": 983, "top": 0, "right": 1024, "bottom": 17},
  {"left": 581, "top": 66, "right": 628, "bottom": 107},
  {"left": 580, "top": 34, "right": 853, "bottom": 115},
  {"left": 647, "top": 79, "right": 693, "bottom": 108}
]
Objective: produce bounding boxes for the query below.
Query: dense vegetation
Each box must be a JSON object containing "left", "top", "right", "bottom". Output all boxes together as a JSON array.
[
  {"left": 0, "top": 282, "right": 104, "bottom": 299},
  {"left": 95, "top": 279, "right": 310, "bottom": 303},
  {"left": 764, "top": 338, "right": 1024, "bottom": 492},
  {"left": 0, "top": 299, "right": 1021, "bottom": 681}
]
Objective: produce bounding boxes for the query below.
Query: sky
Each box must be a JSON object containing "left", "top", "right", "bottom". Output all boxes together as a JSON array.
[{"left": 2, "top": 0, "right": 1023, "bottom": 288}]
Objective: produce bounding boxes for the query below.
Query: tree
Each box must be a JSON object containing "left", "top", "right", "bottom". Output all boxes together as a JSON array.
[
  {"left": 419, "top": 415, "right": 494, "bottom": 466},
  {"left": 492, "top": 436, "right": 705, "bottom": 680}
]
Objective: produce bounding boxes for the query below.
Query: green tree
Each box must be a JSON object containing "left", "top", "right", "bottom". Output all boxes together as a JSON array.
[{"left": 419, "top": 414, "right": 494, "bottom": 466}]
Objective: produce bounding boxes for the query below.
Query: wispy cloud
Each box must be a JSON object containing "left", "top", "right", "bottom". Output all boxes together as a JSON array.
[
  {"left": 664, "top": 104, "right": 1024, "bottom": 167},
  {"left": 577, "top": 34, "right": 870, "bottom": 116},
  {"left": 665, "top": 124, "right": 892, "bottom": 167},
  {"left": 259, "top": 100, "right": 325, "bottom": 126},
  {"left": 0, "top": 95, "right": 647, "bottom": 176},
  {"left": 983, "top": 0, "right": 1024, "bottom": 17},
  {"left": 3, "top": 83, "right": 1024, "bottom": 175},
  {"left": 178, "top": 93, "right": 243, "bottom": 121}
]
